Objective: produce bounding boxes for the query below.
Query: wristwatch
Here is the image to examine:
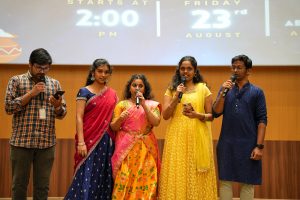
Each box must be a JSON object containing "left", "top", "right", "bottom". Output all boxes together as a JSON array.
[{"left": 256, "top": 144, "right": 264, "bottom": 149}]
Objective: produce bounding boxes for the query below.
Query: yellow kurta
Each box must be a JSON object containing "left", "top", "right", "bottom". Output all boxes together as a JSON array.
[{"left": 159, "top": 83, "right": 217, "bottom": 200}]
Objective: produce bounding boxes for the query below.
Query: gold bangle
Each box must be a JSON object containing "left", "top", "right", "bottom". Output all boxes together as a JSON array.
[
  {"left": 77, "top": 142, "right": 85, "bottom": 146},
  {"left": 55, "top": 106, "right": 62, "bottom": 111},
  {"left": 200, "top": 114, "right": 206, "bottom": 122}
]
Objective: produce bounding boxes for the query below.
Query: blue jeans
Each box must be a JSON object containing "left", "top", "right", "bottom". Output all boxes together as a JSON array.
[{"left": 10, "top": 145, "right": 55, "bottom": 200}]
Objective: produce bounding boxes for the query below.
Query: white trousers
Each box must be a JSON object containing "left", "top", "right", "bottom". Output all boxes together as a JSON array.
[{"left": 219, "top": 180, "right": 254, "bottom": 200}]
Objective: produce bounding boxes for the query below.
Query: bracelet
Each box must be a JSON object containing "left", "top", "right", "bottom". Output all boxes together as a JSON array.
[
  {"left": 256, "top": 144, "right": 264, "bottom": 149},
  {"left": 204, "top": 114, "right": 208, "bottom": 121},
  {"left": 28, "top": 91, "right": 33, "bottom": 98},
  {"left": 55, "top": 106, "right": 63, "bottom": 112},
  {"left": 200, "top": 114, "right": 207, "bottom": 122},
  {"left": 77, "top": 142, "right": 85, "bottom": 146}
]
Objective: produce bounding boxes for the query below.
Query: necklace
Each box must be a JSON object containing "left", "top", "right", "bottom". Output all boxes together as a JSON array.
[{"left": 185, "top": 86, "right": 196, "bottom": 93}]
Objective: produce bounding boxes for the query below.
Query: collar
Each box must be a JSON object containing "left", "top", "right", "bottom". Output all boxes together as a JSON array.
[
  {"left": 26, "top": 71, "right": 47, "bottom": 84},
  {"left": 26, "top": 70, "right": 33, "bottom": 79}
]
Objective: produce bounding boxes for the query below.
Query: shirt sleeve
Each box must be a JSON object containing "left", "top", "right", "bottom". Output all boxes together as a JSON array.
[
  {"left": 5, "top": 76, "right": 24, "bottom": 115},
  {"left": 165, "top": 87, "right": 173, "bottom": 97},
  {"left": 203, "top": 84, "right": 212, "bottom": 98},
  {"left": 255, "top": 89, "right": 268, "bottom": 125},
  {"left": 76, "top": 88, "right": 88, "bottom": 101},
  {"left": 112, "top": 101, "right": 126, "bottom": 123},
  {"left": 212, "top": 86, "right": 224, "bottom": 118},
  {"left": 152, "top": 103, "right": 162, "bottom": 118},
  {"left": 55, "top": 80, "right": 67, "bottom": 119}
]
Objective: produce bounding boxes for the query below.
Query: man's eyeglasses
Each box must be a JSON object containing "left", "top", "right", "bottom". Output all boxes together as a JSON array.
[
  {"left": 33, "top": 64, "right": 50, "bottom": 72},
  {"left": 231, "top": 66, "right": 245, "bottom": 71}
]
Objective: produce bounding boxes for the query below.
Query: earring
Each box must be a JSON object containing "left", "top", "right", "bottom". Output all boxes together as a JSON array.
[{"left": 90, "top": 76, "right": 95, "bottom": 81}]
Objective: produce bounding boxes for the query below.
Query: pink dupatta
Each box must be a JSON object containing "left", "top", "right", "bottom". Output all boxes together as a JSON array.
[
  {"left": 74, "top": 87, "right": 117, "bottom": 173},
  {"left": 111, "top": 100, "right": 161, "bottom": 178}
]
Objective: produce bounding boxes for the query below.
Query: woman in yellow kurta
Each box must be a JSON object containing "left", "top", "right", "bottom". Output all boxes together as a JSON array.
[
  {"left": 159, "top": 56, "right": 217, "bottom": 200},
  {"left": 110, "top": 74, "right": 161, "bottom": 200}
]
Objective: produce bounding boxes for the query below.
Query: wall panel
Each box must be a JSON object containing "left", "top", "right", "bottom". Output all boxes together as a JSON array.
[
  {"left": 1, "top": 64, "right": 299, "bottom": 140},
  {"left": 0, "top": 139, "right": 299, "bottom": 198},
  {"left": 1, "top": 64, "right": 300, "bottom": 198}
]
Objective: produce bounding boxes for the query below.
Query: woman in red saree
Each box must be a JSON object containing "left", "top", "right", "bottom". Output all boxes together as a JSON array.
[
  {"left": 65, "top": 59, "right": 118, "bottom": 200},
  {"left": 110, "top": 74, "right": 161, "bottom": 200}
]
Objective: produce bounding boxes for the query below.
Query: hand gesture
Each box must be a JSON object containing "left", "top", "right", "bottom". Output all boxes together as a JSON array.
[
  {"left": 30, "top": 82, "right": 45, "bottom": 97},
  {"left": 136, "top": 90, "right": 146, "bottom": 107},
  {"left": 176, "top": 83, "right": 186, "bottom": 97},
  {"left": 49, "top": 95, "right": 62, "bottom": 108},
  {"left": 77, "top": 144, "right": 87, "bottom": 157},
  {"left": 250, "top": 147, "right": 263, "bottom": 160},
  {"left": 119, "top": 110, "right": 130, "bottom": 122},
  {"left": 222, "top": 79, "right": 235, "bottom": 91},
  {"left": 182, "top": 103, "right": 197, "bottom": 118}
]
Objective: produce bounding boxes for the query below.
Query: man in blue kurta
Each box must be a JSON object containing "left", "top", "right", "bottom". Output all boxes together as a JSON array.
[{"left": 213, "top": 55, "right": 267, "bottom": 200}]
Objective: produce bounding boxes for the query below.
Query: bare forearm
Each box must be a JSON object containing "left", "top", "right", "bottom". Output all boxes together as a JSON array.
[
  {"left": 144, "top": 106, "right": 160, "bottom": 126},
  {"left": 213, "top": 93, "right": 225, "bottom": 114},
  {"left": 110, "top": 118, "right": 123, "bottom": 131},
  {"left": 257, "top": 123, "right": 266, "bottom": 144},
  {"left": 76, "top": 119, "right": 85, "bottom": 142},
  {"left": 198, "top": 112, "right": 213, "bottom": 122},
  {"left": 162, "top": 97, "right": 178, "bottom": 120}
]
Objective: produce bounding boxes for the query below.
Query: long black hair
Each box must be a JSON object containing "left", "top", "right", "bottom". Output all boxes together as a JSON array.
[
  {"left": 85, "top": 58, "right": 112, "bottom": 86},
  {"left": 170, "top": 56, "right": 203, "bottom": 91},
  {"left": 123, "top": 74, "right": 154, "bottom": 100}
]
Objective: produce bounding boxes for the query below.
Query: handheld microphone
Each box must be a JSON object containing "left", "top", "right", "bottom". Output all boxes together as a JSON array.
[
  {"left": 222, "top": 75, "right": 237, "bottom": 97},
  {"left": 39, "top": 76, "right": 46, "bottom": 101},
  {"left": 136, "top": 89, "right": 140, "bottom": 108},
  {"left": 178, "top": 76, "right": 186, "bottom": 102}
]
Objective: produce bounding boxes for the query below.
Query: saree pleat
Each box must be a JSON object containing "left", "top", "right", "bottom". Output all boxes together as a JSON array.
[
  {"left": 112, "top": 140, "right": 157, "bottom": 200},
  {"left": 65, "top": 134, "right": 114, "bottom": 200}
]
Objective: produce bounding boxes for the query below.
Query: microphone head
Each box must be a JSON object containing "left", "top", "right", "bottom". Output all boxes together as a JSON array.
[
  {"left": 39, "top": 76, "right": 46, "bottom": 83},
  {"left": 135, "top": 89, "right": 140, "bottom": 108},
  {"left": 135, "top": 88, "right": 140, "bottom": 95},
  {"left": 181, "top": 76, "right": 186, "bottom": 84},
  {"left": 230, "top": 74, "right": 237, "bottom": 82}
]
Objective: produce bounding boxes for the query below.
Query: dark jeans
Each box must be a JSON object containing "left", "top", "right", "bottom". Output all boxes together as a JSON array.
[{"left": 10, "top": 145, "right": 55, "bottom": 200}]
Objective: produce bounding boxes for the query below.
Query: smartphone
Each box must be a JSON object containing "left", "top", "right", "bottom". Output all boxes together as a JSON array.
[
  {"left": 53, "top": 90, "right": 65, "bottom": 99},
  {"left": 183, "top": 103, "right": 194, "bottom": 111}
]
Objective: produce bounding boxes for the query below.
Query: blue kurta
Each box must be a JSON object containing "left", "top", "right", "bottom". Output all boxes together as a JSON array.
[{"left": 215, "top": 82, "right": 267, "bottom": 185}]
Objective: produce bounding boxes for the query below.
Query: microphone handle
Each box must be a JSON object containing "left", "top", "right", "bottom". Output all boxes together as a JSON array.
[
  {"left": 39, "top": 76, "right": 46, "bottom": 101},
  {"left": 222, "top": 88, "right": 229, "bottom": 97},
  {"left": 222, "top": 75, "right": 237, "bottom": 97},
  {"left": 178, "top": 77, "right": 186, "bottom": 103},
  {"left": 136, "top": 96, "right": 140, "bottom": 108},
  {"left": 40, "top": 92, "right": 44, "bottom": 101},
  {"left": 178, "top": 92, "right": 183, "bottom": 102}
]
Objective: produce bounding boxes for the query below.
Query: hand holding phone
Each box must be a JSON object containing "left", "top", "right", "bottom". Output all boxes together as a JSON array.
[
  {"left": 183, "top": 103, "right": 194, "bottom": 112},
  {"left": 53, "top": 90, "right": 65, "bottom": 100}
]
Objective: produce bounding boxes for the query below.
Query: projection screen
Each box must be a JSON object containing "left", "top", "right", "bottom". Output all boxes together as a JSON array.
[{"left": 0, "top": 0, "right": 299, "bottom": 65}]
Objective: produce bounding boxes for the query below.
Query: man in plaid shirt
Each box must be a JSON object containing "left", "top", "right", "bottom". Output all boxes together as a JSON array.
[{"left": 5, "top": 48, "right": 67, "bottom": 200}]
